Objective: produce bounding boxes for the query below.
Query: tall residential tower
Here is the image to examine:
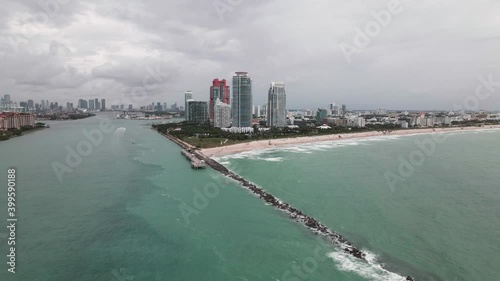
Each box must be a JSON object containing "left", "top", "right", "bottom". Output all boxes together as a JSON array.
[
  {"left": 209, "top": 79, "right": 230, "bottom": 123},
  {"left": 267, "top": 82, "right": 287, "bottom": 128},
  {"left": 231, "top": 72, "right": 252, "bottom": 127},
  {"left": 184, "top": 91, "right": 193, "bottom": 120}
]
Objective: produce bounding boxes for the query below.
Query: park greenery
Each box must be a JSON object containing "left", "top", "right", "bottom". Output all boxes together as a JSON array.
[
  {"left": 0, "top": 123, "right": 46, "bottom": 141},
  {"left": 153, "top": 118, "right": 500, "bottom": 149}
]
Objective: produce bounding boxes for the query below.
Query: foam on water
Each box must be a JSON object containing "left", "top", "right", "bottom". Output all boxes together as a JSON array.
[
  {"left": 217, "top": 129, "right": 500, "bottom": 163},
  {"left": 328, "top": 250, "right": 407, "bottom": 281}
]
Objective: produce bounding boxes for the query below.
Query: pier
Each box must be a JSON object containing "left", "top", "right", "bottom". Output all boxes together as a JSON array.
[{"left": 181, "top": 149, "right": 206, "bottom": 169}]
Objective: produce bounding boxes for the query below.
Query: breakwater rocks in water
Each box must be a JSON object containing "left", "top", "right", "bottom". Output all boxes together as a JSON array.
[
  {"left": 158, "top": 132, "right": 415, "bottom": 280},
  {"left": 195, "top": 151, "right": 366, "bottom": 256},
  {"left": 195, "top": 152, "right": 415, "bottom": 281}
]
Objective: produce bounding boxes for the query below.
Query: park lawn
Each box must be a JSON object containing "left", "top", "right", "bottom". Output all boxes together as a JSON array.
[{"left": 182, "top": 136, "right": 249, "bottom": 149}]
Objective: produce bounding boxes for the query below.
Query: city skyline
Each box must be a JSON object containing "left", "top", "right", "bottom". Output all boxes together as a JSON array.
[{"left": 1, "top": 1, "right": 500, "bottom": 111}]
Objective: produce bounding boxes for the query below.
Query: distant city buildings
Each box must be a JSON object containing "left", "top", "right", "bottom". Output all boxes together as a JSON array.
[
  {"left": 267, "top": 82, "right": 287, "bottom": 128},
  {"left": 89, "top": 99, "right": 95, "bottom": 111},
  {"left": 214, "top": 99, "right": 231, "bottom": 128},
  {"left": 232, "top": 72, "right": 252, "bottom": 128}
]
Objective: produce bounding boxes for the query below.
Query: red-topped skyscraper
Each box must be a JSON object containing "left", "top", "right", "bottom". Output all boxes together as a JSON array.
[{"left": 209, "top": 79, "right": 230, "bottom": 122}]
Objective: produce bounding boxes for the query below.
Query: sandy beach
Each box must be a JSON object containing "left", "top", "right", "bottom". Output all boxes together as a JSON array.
[{"left": 201, "top": 125, "right": 500, "bottom": 158}]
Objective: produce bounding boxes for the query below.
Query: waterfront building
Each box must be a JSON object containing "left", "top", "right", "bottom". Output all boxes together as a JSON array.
[
  {"left": 89, "top": 99, "right": 95, "bottom": 111},
  {"left": 210, "top": 79, "right": 230, "bottom": 122},
  {"left": 232, "top": 72, "right": 252, "bottom": 128},
  {"left": 101, "top": 99, "right": 106, "bottom": 111},
  {"left": 94, "top": 98, "right": 100, "bottom": 111},
  {"left": 187, "top": 101, "right": 208, "bottom": 124},
  {"left": 267, "top": 82, "right": 287, "bottom": 129},
  {"left": 214, "top": 99, "right": 231, "bottom": 128},
  {"left": 0, "top": 113, "right": 35, "bottom": 130}
]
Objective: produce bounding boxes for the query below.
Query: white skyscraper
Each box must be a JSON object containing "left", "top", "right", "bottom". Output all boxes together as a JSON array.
[
  {"left": 267, "top": 82, "right": 287, "bottom": 128},
  {"left": 214, "top": 99, "right": 231, "bottom": 128}
]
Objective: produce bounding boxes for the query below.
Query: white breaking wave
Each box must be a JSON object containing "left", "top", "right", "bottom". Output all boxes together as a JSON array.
[
  {"left": 257, "top": 157, "right": 284, "bottom": 162},
  {"left": 328, "top": 250, "right": 407, "bottom": 281}
]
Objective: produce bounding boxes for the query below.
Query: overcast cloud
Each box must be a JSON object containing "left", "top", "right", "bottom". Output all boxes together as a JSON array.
[{"left": 0, "top": 0, "right": 499, "bottom": 110}]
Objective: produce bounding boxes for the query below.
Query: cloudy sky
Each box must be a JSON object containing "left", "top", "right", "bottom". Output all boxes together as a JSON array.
[{"left": 1, "top": 0, "right": 499, "bottom": 110}]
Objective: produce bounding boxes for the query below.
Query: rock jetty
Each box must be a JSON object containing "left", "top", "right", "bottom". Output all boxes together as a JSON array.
[{"left": 158, "top": 131, "right": 416, "bottom": 280}]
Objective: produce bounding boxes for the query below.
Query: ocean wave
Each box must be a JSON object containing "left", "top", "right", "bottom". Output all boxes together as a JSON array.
[
  {"left": 328, "top": 250, "right": 407, "bottom": 281},
  {"left": 257, "top": 157, "right": 284, "bottom": 162}
]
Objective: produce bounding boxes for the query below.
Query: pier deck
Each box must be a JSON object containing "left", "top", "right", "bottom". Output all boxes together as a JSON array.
[{"left": 181, "top": 149, "right": 206, "bottom": 169}]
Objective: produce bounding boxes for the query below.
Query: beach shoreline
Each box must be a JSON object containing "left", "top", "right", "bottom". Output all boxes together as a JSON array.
[{"left": 201, "top": 125, "right": 500, "bottom": 158}]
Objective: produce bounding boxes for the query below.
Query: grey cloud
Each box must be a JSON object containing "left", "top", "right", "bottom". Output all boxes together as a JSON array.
[{"left": 0, "top": 0, "right": 499, "bottom": 110}]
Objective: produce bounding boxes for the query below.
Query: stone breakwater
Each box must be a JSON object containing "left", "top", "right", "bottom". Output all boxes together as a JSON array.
[{"left": 158, "top": 131, "right": 415, "bottom": 281}]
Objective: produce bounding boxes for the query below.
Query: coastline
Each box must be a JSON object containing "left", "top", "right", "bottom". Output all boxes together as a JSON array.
[
  {"left": 0, "top": 127, "right": 45, "bottom": 142},
  {"left": 201, "top": 125, "right": 500, "bottom": 158}
]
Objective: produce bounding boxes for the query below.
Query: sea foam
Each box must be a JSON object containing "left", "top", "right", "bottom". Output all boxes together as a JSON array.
[{"left": 328, "top": 250, "right": 407, "bottom": 281}]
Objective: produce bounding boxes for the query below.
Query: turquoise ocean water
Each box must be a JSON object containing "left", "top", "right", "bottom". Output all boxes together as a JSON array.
[{"left": 0, "top": 114, "right": 499, "bottom": 281}]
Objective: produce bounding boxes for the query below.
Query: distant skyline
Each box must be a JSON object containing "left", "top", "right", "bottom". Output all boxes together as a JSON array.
[{"left": 1, "top": 1, "right": 499, "bottom": 110}]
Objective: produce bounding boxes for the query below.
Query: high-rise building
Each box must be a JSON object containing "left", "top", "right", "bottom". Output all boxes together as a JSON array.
[
  {"left": 101, "top": 99, "right": 106, "bottom": 111},
  {"left": 4, "top": 94, "right": 11, "bottom": 103},
  {"left": 89, "top": 99, "right": 95, "bottom": 111},
  {"left": 267, "top": 82, "right": 287, "bottom": 128},
  {"left": 262, "top": 103, "right": 268, "bottom": 118},
  {"left": 78, "top": 99, "right": 88, "bottom": 109},
  {"left": 253, "top": 105, "right": 261, "bottom": 117},
  {"left": 184, "top": 91, "right": 193, "bottom": 120},
  {"left": 163, "top": 103, "right": 167, "bottom": 112},
  {"left": 210, "top": 79, "right": 230, "bottom": 122},
  {"left": 171, "top": 103, "right": 178, "bottom": 112},
  {"left": 128, "top": 104, "right": 133, "bottom": 110},
  {"left": 94, "top": 98, "right": 99, "bottom": 111},
  {"left": 27, "top": 99, "right": 34, "bottom": 110},
  {"left": 157, "top": 102, "right": 162, "bottom": 111},
  {"left": 333, "top": 105, "right": 340, "bottom": 116},
  {"left": 342, "top": 104, "right": 347, "bottom": 116},
  {"left": 187, "top": 101, "right": 208, "bottom": 124},
  {"left": 214, "top": 99, "right": 231, "bottom": 128},
  {"left": 232, "top": 72, "right": 252, "bottom": 127},
  {"left": 316, "top": 109, "right": 328, "bottom": 124}
]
